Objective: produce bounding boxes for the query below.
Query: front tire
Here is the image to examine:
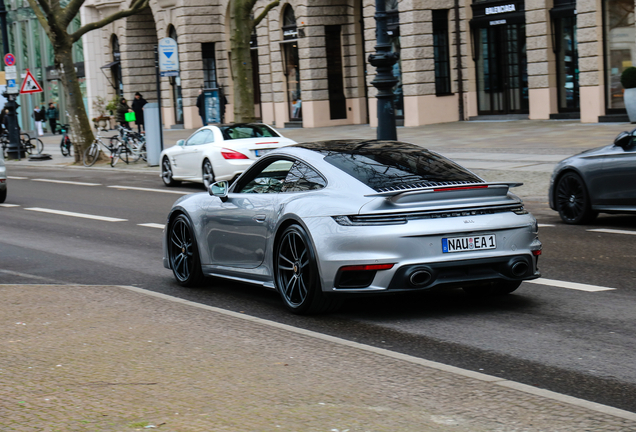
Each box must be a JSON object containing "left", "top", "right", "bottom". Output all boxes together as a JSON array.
[
  {"left": 162, "top": 157, "right": 181, "bottom": 187},
  {"left": 555, "top": 172, "right": 597, "bottom": 224},
  {"left": 275, "top": 224, "right": 341, "bottom": 314},
  {"left": 83, "top": 142, "right": 100, "bottom": 167},
  {"left": 202, "top": 159, "right": 215, "bottom": 190},
  {"left": 168, "top": 214, "right": 204, "bottom": 287}
]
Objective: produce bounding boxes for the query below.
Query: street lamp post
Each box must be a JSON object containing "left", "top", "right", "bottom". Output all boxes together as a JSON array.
[
  {"left": 0, "top": 0, "right": 22, "bottom": 160},
  {"left": 368, "top": 0, "right": 399, "bottom": 141}
]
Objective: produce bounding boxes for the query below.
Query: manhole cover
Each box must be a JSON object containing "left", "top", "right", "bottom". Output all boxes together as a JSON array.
[{"left": 28, "top": 154, "right": 52, "bottom": 161}]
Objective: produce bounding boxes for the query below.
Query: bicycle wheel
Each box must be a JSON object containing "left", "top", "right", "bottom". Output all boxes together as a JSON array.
[
  {"left": 22, "top": 141, "right": 33, "bottom": 155},
  {"left": 110, "top": 146, "right": 121, "bottom": 167},
  {"left": 129, "top": 138, "right": 142, "bottom": 162},
  {"left": 60, "top": 136, "right": 71, "bottom": 156},
  {"left": 30, "top": 138, "right": 44, "bottom": 154},
  {"left": 83, "top": 142, "right": 100, "bottom": 167}
]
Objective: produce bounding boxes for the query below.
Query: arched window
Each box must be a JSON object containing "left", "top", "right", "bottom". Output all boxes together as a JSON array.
[{"left": 111, "top": 35, "right": 123, "bottom": 97}]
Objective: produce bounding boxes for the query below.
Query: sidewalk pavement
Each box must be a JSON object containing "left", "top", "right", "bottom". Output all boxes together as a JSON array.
[
  {"left": 6, "top": 120, "right": 632, "bottom": 199},
  {"left": 2, "top": 283, "right": 636, "bottom": 432}
]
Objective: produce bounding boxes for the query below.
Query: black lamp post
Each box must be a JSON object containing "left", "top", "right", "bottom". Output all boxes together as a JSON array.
[
  {"left": 0, "top": 0, "right": 22, "bottom": 160},
  {"left": 368, "top": 0, "right": 399, "bottom": 141}
]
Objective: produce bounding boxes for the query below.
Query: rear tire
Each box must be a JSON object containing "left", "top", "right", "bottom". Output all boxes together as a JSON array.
[
  {"left": 168, "top": 214, "right": 204, "bottom": 287},
  {"left": 0, "top": 188, "right": 6, "bottom": 203},
  {"left": 275, "top": 224, "right": 342, "bottom": 314},
  {"left": 555, "top": 172, "right": 597, "bottom": 224},
  {"left": 202, "top": 159, "right": 215, "bottom": 190}
]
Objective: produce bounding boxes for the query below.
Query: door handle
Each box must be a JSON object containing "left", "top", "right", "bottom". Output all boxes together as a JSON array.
[{"left": 253, "top": 214, "right": 266, "bottom": 223}]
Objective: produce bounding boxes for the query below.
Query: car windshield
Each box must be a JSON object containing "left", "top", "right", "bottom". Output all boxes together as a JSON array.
[
  {"left": 220, "top": 124, "right": 280, "bottom": 140},
  {"left": 297, "top": 141, "right": 483, "bottom": 192}
]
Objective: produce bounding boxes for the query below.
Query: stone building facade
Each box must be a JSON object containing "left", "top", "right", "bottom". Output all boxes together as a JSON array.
[{"left": 80, "top": 0, "right": 636, "bottom": 129}]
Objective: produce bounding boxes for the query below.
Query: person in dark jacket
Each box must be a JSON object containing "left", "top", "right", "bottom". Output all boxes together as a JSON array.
[
  {"left": 46, "top": 102, "right": 59, "bottom": 134},
  {"left": 131, "top": 92, "right": 147, "bottom": 133},
  {"left": 196, "top": 89, "right": 206, "bottom": 126},
  {"left": 116, "top": 98, "right": 132, "bottom": 129}
]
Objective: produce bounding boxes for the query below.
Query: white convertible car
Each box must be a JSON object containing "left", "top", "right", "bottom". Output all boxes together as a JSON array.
[{"left": 160, "top": 123, "right": 296, "bottom": 188}]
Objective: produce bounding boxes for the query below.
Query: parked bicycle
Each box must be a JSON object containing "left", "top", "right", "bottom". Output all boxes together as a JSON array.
[
  {"left": 83, "top": 128, "right": 119, "bottom": 167},
  {"left": 115, "top": 125, "right": 146, "bottom": 163},
  {"left": 1, "top": 131, "right": 43, "bottom": 158},
  {"left": 59, "top": 124, "right": 73, "bottom": 157}
]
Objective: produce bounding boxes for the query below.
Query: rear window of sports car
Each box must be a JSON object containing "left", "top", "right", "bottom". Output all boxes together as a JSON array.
[
  {"left": 303, "top": 141, "right": 482, "bottom": 192},
  {"left": 220, "top": 124, "right": 279, "bottom": 140}
]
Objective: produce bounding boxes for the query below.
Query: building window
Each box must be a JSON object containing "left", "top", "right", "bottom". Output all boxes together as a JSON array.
[
  {"left": 111, "top": 35, "right": 123, "bottom": 97},
  {"left": 604, "top": 0, "right": 635, "bottom": 111},
  {"left": 282, "top": 5, "right": 302, "bottom": 121},
  {"left": 433, "top": 10, "right": 452, "bottom": 96},
  {"left": 202, "top": 43, "right": 217, "bottom": 88},
  {"left": 325, "top": 25, "right": 346, "bottom": 119}
]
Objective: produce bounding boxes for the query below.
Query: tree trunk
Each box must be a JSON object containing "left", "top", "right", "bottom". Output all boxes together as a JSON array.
[
  {"left": 54, "top": 37, "right": 95, "bottom": 163},
  {"left": 230, "top": 0, "right": 255, "bottom": 123}
]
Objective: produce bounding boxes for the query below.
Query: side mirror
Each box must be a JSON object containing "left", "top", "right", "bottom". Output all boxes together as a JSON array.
[
  {"left": 176, "top": 139, "right": 185, "bottom": 147},
  {"left": 209, "top": 180, "right": 229, "bottom": 202},
  {"left": 614, "top": 131, "right": 633, "bottom": 148}
]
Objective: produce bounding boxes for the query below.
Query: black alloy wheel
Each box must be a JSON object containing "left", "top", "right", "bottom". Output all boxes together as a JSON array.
[
  {"left": 168, "top": 214, "right": 204, "bottom": 287},
  {"left": 555, "top": 172, "right": 597, "bottom": 224},
  {"left": 162, "top": 157, "right": 181, "bottom": 187},
  {"left": 202, "top": 159, "right": 215, "bottom": 190},
  {"left": 275, "top": 224, "right": 341, "bottom": 314}
]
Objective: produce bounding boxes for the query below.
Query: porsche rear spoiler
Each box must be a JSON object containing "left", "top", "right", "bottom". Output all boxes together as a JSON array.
[{"left": 364, "top": 182, "right": 523, "bottom": 201}]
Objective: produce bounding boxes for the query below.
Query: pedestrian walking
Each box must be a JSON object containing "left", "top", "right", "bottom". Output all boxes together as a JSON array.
[
  {"left": 116, "top": 98, "right": 133, "bottom": 129},
  {"left": 196, "top": 89, "right": 206, "bottom": 126},
  {"left": 131, "top": 92, "right": 147, "bottom": 133},
  {"left": 32, "top": 106, "right": 45, "bottom": 136},
  {"left": 46, "top": 102, "right": 59, "bottom": 134}
]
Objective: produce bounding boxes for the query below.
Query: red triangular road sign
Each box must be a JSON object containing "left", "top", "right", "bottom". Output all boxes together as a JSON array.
[{"left": 20, "top": 69, "right": 43, "bottom": 94}]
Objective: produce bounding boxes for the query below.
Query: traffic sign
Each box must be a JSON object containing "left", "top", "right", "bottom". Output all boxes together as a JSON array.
[
  {"left": 4, "top": 53, "right": 15, "bottom": 66},
  {"left": 5, "top": 65, "right": 16, "bottom": 80},
  {"left": 158, "top": 37, "right": 179, "bottom": 77},
  {"left": 20, "top": 69, "right": 43, "bottom": 94}
]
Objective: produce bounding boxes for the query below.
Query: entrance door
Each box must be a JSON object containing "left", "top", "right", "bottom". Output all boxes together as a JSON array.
[
  {"left": 555, "top": 15, "right": 579, "bottom": 111},
  {"left": 476, "top": 24, "right": 528, "bottom": 115}
]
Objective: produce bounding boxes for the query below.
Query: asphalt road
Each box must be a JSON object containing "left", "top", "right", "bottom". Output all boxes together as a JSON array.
[{"left": 2, "top": 165, "right": 636, "bottom": 413}]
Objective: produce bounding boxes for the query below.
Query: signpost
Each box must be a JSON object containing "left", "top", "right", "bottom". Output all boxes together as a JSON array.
[
  {"left": 19, "top": 69, "right": 43, "bottom": 94},
  {"left": 1, "top": 48, "right": 22, "bottom": 159},
  {"left": 158, "top": 37, "right": 179, "bottom": 77}
]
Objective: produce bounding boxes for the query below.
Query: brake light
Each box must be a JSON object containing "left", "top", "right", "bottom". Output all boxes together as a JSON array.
[
  {"left": 339, "top": 264, "right": 395, "bottom": 272},
  {"left": 221, "top": 148, "right": 249, "bottom": 159},
  {"left": 532, "top": 250, "right": 542, "bottom": 256},
  {"left": 433, "top": 185, "right": 488, "bottom": 192},
  {"left": 256, "top": 141, "right": 278, "bottom": 145}
]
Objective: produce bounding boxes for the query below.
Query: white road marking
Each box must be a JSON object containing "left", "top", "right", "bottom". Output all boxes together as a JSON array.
[
  {"left": 7, "top": 176, "right": 28, "bottom": 180},
  {"left": 588, "top": 228, "right": 636, "bottom": 236},
  {"left": 0, "top": 204, "right": 20, "bottom": 207},
  {"left": 526, "top": 278, "right": 615, "bottom": 292},
  {"left": 24, "top": 207, "right": 127, "bottom": 222},
  {"left": 32, "top": 179, "right": 101, "bottom": 186},
  {"left": 108, "top": 185, "right": 190, "bottom": 195},
  {"left": 538, "top": 224, "right": 555, "bottom": 227},
  {"left": 138, "top": 223, "right": 165, "bottom": 229}
]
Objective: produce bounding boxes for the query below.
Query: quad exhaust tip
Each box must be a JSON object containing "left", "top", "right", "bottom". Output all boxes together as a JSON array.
[
  {"left": 409, "top": 268, "right": 434, "bottom": 287},
  {"left": 511, "top": 260, "right": 529, "bottom": 277}
]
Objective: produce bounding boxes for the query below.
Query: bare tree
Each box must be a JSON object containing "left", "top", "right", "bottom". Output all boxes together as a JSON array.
[
  {"left": 229, "top": 0, "right": 279, "bottom": 123},
  {"left": 27, "top": 0, "right": 149, "bottom": 162}
]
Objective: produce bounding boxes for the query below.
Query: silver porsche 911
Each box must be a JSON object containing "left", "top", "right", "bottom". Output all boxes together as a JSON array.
[{"left": 163, "top": 140, "right": 542, "bottom": 314}]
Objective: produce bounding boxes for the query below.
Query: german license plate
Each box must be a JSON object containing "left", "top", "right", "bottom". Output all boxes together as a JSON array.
[
  {"left": 255, "top": 149, "right": 273, "bottom": 157},
  {"left": 442, "top": 234, "right": 496, "bottom": 253}
]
